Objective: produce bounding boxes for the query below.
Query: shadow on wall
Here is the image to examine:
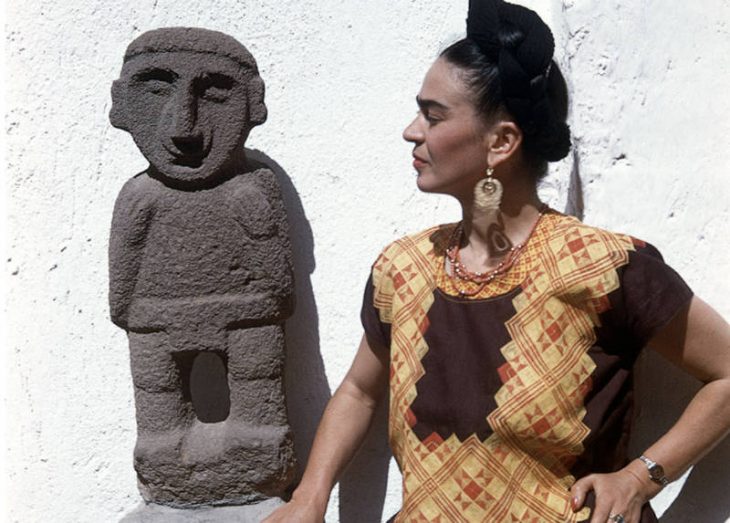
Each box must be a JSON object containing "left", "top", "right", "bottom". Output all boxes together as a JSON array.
[
  {"left": 248, "top": 149, "right": 392, "bottom": 521},
  {"left": 564, "top": 146, "right": 584, "bottom": 221},
  {"left": 632, "top": 350, "right": 730, "bottom": 523},
  {"left": 246, "top": 149, "right": 333, "bottom": 493}
]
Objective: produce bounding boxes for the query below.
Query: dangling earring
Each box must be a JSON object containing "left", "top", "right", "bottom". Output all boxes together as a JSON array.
[{"left": 473, "top": 166, "right": 503, "bottom": 213}]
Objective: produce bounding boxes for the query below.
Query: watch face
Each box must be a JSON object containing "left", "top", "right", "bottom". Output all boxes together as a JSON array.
[{"left": 649, "top": 464, "right": 665, "bottom": 480}]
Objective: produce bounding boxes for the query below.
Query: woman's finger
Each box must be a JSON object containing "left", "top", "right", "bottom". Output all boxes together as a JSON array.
[
  {"left": 590, "top": 499, "right": 613, "bottom": 523},
  {"left": 569, "top": 475, "right": 593, "bottom": 511},
  {"left": 597, "top": 499, "right": 643, "bottom": 523},
  {"left": 604, "top": 508, "right": 635, "bottom": 523},
  {"left": 615, "top": 501, "right": 642, "bottom": 523},
  {"left": 586, "top": 477, "right": 615, "bottom": 523}
]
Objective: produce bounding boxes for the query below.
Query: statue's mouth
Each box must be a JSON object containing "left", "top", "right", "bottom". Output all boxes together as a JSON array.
[{"left": 164, "top": 135, "right": 211, "bottom": 168}]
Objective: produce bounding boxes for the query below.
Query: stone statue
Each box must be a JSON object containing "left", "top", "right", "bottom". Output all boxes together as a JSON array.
[{"left": 108, "top": 27, "right": 295, "bottom": 512}]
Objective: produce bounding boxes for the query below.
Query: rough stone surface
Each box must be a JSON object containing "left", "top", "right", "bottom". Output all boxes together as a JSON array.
[
  {"left": 5, "top": 2, "right": 730, "bottom": 522},
  {"left": 121, "top": 498, "right": 284, "bottom": 523},
  {"left": 108, "top": 27, "right": 295, "bottom": 505}
]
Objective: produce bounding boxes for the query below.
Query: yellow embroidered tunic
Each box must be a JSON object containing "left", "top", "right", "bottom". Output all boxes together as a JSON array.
[{"left": 361, "top": 211, "right": 691, "bottom": 523}]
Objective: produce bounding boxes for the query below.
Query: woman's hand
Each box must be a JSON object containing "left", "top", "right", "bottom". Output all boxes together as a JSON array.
[
  {"left": 261, "top": 496, "right": 326, "bottom": 523},
  {"left": 570, "top": 463, "right": 661, "bottom": 523}
]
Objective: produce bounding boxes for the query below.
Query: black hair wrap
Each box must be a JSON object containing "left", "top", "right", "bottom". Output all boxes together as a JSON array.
[{"left": 467, "top": 0, "right": 570, "bottom": 162}]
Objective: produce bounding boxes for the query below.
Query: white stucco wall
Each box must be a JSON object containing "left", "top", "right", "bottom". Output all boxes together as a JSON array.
[{"left": 5, "top": 1, "right": 729, "bottom": 522}]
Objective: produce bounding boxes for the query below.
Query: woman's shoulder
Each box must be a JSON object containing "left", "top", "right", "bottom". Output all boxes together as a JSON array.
[
  {"left": 546, "top": 212, "right": 656, "bottom": 254},
  {"left": 370, "top": 223, "right": 457, "bottom": 276},
  {"left": 376, "top": 224, "right": 453, "bottom": 260}
]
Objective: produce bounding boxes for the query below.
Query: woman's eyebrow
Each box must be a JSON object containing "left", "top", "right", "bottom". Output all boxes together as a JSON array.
[{"left": 416, "top": 96, "right": 449, "bottom": 112}]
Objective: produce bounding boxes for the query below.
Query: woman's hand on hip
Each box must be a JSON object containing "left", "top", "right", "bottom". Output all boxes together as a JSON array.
[{"left": 570, "top": 464, "right": 660, "bottom": 523}]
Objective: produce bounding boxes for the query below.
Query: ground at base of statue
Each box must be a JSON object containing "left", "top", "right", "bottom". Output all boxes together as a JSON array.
[{"left": 120, "top": 497, "right": 284, "bottom": 523}]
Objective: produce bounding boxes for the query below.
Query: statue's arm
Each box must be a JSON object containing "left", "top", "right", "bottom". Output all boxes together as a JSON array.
[
  {"left": 225, "top": 168, "right": 296, "bottom": 320},
  {"left": 258, "top": 169, "right": 295, "bottom": 316},
  {"left": 108, "top": 175, "right": 155, "bottom": 329}
]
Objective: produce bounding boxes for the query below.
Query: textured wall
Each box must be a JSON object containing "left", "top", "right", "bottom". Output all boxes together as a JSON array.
[
  {"left": 5, "top": 1, "right": 729, "bottom": 522},
  {"left": 557, "top": 1, "right": 730, "bottom": 521}
]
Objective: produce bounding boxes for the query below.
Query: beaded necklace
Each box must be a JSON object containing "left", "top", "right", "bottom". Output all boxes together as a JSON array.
[{"left": 445, "top": 205, "right": 547, "bottom": 297}]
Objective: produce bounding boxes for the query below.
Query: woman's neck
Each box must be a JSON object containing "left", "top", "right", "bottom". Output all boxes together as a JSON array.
[{"left": 458, "top": 180, "right": 543, "bottom": 270}]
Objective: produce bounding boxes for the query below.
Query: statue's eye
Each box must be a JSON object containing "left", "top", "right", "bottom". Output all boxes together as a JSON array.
[
  {"left": 199, "top": 73, "right": 235, "bottom": 103},
  {"left": 134, "top": 68, "right": 176, "bottom": 95}
]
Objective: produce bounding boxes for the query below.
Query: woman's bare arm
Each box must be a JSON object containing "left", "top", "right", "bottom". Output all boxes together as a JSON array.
[
  {"left": 571, "top": 296, "right": 730, "bottom": 523},
  {"left": 263, "top": 333, "right": 389, "bottom": 522}
]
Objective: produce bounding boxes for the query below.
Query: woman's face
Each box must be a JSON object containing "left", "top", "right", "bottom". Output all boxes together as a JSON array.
[{"left": 403, "top": 58, "right": 491, "bottom": 200}]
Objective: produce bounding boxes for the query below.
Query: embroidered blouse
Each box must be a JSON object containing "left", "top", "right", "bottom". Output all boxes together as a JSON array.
[{"left": 361, "top": 211, "right": 692, "bottom": 522}]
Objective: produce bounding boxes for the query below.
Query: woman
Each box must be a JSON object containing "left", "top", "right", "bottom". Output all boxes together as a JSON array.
[{"left": 265, "top": 1, "right": 730, "bottom": 522}]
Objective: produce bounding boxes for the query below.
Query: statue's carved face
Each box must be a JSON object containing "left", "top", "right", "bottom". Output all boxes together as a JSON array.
[{"left": 119, "top": 52, "right": 254, "bottom": 184}]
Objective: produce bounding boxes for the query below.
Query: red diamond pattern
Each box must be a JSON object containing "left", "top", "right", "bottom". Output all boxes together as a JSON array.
[
  {"left": 567, "top": 237, "right": 585, "bottom": 253},
  {"left": 422, "top": 432, "right": 444, "bottom": 452},
  {"left": 392, "top": 271, "right": 406, "bottom": 289},
  {"left": 497, "top": 362, "right": 516, "bottom": 384},
  {"left": 546, "top": 321, "right": 562, "bottom": 342}
]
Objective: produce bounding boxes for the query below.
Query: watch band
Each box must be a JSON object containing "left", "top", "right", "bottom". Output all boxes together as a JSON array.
[{"left": 639, "top": 455, "right": 670, "bottom": 487}]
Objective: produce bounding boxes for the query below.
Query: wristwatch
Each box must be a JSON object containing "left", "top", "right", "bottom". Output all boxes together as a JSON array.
[{"left": 639, "top": 455, "right": 670, "bottom": 487}]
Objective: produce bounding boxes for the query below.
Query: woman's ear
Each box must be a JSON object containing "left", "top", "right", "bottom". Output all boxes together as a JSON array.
[{"left": 485, "top": 120, "right": 522, "bottom": 168}]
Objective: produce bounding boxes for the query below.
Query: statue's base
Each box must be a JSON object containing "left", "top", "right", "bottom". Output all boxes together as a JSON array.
[{"left": 120, "top": 498, "right": 284, "bottom": 522}]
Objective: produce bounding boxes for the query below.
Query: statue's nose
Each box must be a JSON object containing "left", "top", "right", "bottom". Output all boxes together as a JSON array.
[{"left": 166, "top": 88, "right": 199, "bottom": 140}]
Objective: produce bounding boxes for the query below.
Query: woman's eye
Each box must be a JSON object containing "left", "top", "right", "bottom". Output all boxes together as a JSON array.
[
  {"left": 424, "top": 113, "right": 441, "bottom": 124},
  {"left": 416, "top": 109, "right": 440, "bottom": 124}
]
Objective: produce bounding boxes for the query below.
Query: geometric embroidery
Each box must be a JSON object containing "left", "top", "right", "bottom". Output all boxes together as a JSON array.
[{"left": 373, "top": 213, "right": 636, "bottom": 522}]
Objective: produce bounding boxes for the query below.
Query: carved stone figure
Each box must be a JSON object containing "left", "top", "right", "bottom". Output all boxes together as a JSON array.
[{"left": 108, "top": 27, "right": 295, "bottom": 508}]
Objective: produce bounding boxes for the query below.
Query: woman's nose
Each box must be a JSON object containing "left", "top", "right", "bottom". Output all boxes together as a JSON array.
[{"left": 402, "top": 115, "right": 423, "bottom": 143}]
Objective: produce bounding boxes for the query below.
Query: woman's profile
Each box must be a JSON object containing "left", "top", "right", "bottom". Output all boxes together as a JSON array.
[{"left": 265, "top": 1, "right": 730, "bottom": 522}]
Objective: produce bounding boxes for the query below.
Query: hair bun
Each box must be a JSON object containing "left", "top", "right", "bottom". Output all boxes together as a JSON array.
[
  {"left": 466, "top": 0, "right": 570, "bottom": 162},
  {"left": 530, "top": 120, "right": 571, "bottom": 162},
  {"left": 467, "top": 0, "right": 554, "bottom": 76}
]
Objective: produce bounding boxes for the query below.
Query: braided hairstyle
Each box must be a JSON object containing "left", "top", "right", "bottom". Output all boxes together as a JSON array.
[{"left": 442, "top": 0, "right": 571, "bottom": 177}]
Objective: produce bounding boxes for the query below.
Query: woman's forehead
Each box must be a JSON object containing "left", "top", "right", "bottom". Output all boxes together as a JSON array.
[{"left": 419, "top": 59, "right": 473, "bottom": 109}]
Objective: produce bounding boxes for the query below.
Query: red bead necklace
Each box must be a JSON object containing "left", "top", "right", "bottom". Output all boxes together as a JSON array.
[{"left": 445, "top": 205, "right": 547, "bottom": 297}]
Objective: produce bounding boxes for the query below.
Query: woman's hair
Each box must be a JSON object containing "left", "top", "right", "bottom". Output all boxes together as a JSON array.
[{"left": 440, "top": 2, "right": 571, "bottom": 177}]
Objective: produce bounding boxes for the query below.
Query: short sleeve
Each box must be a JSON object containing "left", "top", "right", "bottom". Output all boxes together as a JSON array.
[
  {"left": 361, "top": 273, "right": 392, "bottom": 348},
  {"left": 598, "top": 240, "right": 693, "bottom": 356},
  {"left": 360, "top": 249, "right": 397, "bottom": 349}
]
